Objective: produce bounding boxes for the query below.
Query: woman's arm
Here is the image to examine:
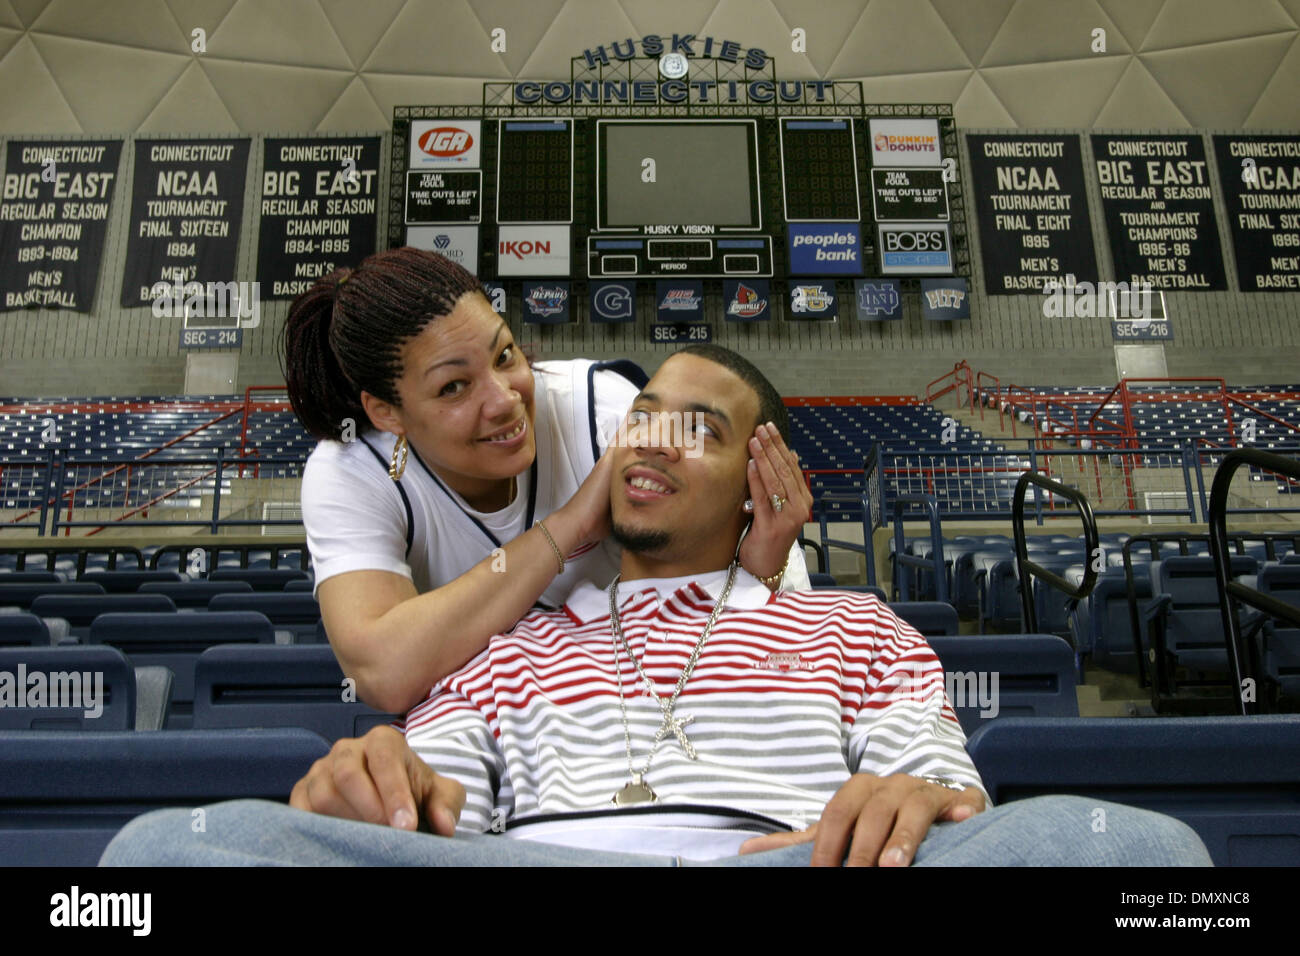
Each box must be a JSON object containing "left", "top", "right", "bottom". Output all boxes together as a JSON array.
[{"left": 320, "top": 452, "right": 612, "bottom": 714}]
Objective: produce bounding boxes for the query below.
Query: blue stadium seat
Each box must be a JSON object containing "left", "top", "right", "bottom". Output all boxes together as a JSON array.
[
  {"left": 889, "top": 601, "right": 959, "bottom": 636},
  {"left": 207, "top": 592, "right": 322, "bottom": 642},
  {"left": 0, "top": 611, "right": 59, "bottom": 647},
  {"left": 139, "top": 579, "right": 254, "bottom": 609},
  {"left": 0, "top": 645, "right": 136, "bottom": 731},
  {"left": 1146, "top": 554, "right": 1258, "bottom": 677},
  {"left": 928, "top": 634, "right": 1078, "bottom": 735},
  {"left": 87, "top": 611, "right": 277, "bottom": 729},
  {"left": 193, "top": 644, "right": 400, "bottom": 741},
  {"left": 28, "top": 593, "right": 176, "bottom": 640},
  {"left": 966, "top": 715, "right": 1300, "bottom": 866},
  {"left": 0, "top": 571, "right": 63, "bottom": 584},
  {"left": 283, "top": 578, "right": 316, "bottom": 593},
  {"left": 1255, "top": 565, "right": 1300, "bottom": 698},
  {"left": 81, "top": 570, "right": 185, "bottom": 593},
  {"left": 0, "top": 728, "right": 330, "bottom": 866},
  {"left": 0, "top": 581, "right": 106, "bottom": 610},
  {"left": 209, "top": 568, "right": 311, "bottom": 591},
  {"left": 808, "top": 573, "right": 838, "bottom": 588}
]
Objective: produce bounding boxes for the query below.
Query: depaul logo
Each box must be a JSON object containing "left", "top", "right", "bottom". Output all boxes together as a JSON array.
[
  {"left": 526, "top": 285, "right": 568, "bottom": 316},
  {"left": 418, "top": 127, "right": 474, "bottom": 158}
]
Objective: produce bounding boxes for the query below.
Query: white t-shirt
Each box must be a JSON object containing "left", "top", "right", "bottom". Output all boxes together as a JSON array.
[{"left": 301, "top": 358, "right": 809, "bottom": 608}]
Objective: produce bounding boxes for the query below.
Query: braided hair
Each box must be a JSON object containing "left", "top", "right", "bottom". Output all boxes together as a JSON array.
[{"left": 280, "top": 247, "right": 487, "bottom": 441}]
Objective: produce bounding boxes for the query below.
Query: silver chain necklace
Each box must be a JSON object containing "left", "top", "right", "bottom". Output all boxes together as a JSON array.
[{"left": 607, "top": 561, "right": 739, "bottom": 805}]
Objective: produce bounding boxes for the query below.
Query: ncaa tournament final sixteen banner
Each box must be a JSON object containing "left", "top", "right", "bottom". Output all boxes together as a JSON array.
[
  {"left": 257, "top": 137, "right": 381, "bottom": 299},
  {"left": 120, "top": 139, "right": 251, "bottom": 307},
  {"left": 0, "top": 140, "right": 122, "bottom": 312},
  {"left": 1212, "top": 134, "right": 1300, "bottom": 291},
  {"left": 965, "top": 134, "right": 1097, "bottom": 293},
  {"left": 1091, "top": 133, "right": 1226, "bottom": 290}
]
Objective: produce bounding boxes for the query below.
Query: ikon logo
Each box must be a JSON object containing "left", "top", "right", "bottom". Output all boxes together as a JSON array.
[
  {"left": 500, "top": 240, "right": 551, "bottom": 259},
  {"left": 418, "top": 127, "right": 474, "bottom": 157}
]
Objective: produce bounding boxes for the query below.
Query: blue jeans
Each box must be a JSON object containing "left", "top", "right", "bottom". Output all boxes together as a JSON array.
[{"left": 101, "top": 796, "right": 1212, "bottom": 867}]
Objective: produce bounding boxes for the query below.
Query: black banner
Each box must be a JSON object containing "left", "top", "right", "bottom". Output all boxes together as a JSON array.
[
  {"left": 0, "top": 140, "right": 122, "bottom": 312},
  {"left": 120, "top": 139, "right": 250, "bottom": 307},
  {"left": 1212, "top": 135, "right": 1300, "bottom": 291},
  {"left": 965, "top": 134, "right": 1097, "bottom": 294},
  {"left": 1091, "top": 134, "right": 1225, "bottom": 290},
  {"left": 870, "top": 167, "right": 948, "bottom": 222},
  {"left": 257, "top": 137, "right": 380, "bottom": 300}
]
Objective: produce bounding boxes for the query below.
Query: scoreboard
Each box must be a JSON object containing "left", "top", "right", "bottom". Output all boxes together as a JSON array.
[{"left": 391, "top": 64, "right": 964, "bottom": 327}]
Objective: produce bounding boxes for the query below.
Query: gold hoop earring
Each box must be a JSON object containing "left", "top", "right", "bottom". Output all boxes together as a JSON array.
[{"left": 389, "top": 434, "right": 408, "bottom": 480}]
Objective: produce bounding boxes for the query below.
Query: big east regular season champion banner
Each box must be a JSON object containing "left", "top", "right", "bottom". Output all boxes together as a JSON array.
[
  {"left": 0, "top": 140, "right": 122, "bottom": 312},
  {"left": 1091, "top": 134, "right": 1226, "bottom": 290},
  {"left": 257, "top": 137, "right": 380, "bottom": 299}
]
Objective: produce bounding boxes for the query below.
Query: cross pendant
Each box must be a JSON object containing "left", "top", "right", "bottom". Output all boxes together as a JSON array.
[{"left": 658, "top": 712, "right": 697, "bottom": 759}]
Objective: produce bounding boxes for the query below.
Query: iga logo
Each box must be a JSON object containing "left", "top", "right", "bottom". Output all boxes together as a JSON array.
[
  {"left": 727, "top": 283, "right": 767, "bottom": 318},
  {"left": 791, "top": 284, "right": 833, "bottom": 313},
  {"left": 418, "top": 127, "right": 474, "bottom": 158},
  {"left": 526, "top": 286, "right": 568, "bottom": 316}
]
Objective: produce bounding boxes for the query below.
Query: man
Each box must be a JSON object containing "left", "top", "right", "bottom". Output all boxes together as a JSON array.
[{"left": 103, "top": 346, "right": 1210, "bottom": 866}]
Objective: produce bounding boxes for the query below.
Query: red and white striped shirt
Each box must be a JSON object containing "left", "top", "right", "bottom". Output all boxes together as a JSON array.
[{"left": 404, "top": 568, "right": 988, "bottom": 845}]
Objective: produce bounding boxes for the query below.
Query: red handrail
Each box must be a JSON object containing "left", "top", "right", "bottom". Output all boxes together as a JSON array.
[
  {"left": 924, "top": 360, "right": 974, "bottom": 411},
  {"left": 974, "top": 370, "right": 999, "bottom": 420}
]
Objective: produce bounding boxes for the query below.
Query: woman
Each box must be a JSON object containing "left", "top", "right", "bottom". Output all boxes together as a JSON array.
[{"left": 282, "top": 247, "right": 810, "bottom": 714}]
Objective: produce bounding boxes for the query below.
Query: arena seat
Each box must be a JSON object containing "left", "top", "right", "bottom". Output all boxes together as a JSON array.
[
  {"left": 966, "top": 715, "right": 1300, "bottom": 866},
  {"left": 1067, "top": 569, "right": 1153, "bottom": 673},
  {"left": 0, "top": 645, "right": 136, "bottom": 731},
  {"left": 80, "top": 570, "right": 185, "bottom": 593},
  {"left": 890, "top": 601, "right": 959, "bottom": 636},
  {"left": 28, "top": 592, "right": 177, "bottom": 640},
  {"left": 0, "top": 728, "right": 331, "bottom": 866},
  {"left": 193, "top": 644, "right": 400, "bottom": 741},
  {"left": 139, "top": 579, "right": 255, "bottom": 608},
  {"left": 0, "top": 571, "right": 62, "bottom": 584},
  {"left": 0, "top": 581, "right": 105, "bottom": 610},
  {"left": 209, "top": 568, "right": 311, "bottom": 591},
  {"left": 87, "top": 611, "right": 277, "bottom": 729},
  {"left": 207, "top": 592, "right": 322, "bottom": 642},
  {"left": 808, "top": 573, "right": 838, "bottom": 588},
  {"left": 1145, "top": 554, "right": 1259, "bottom": 678},
  {"left": 928, "top": 635, "right": 1078, "bottom": 735},
  {"left": 0, "top": 611, "right": 62, "bottom": 647}
]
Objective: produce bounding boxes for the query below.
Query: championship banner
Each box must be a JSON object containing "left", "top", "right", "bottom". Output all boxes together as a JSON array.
[
  {"left": 1091, "top": 134, "right": 1226, "bottom": 290},
  {"left": 257, "top": 137, "right": 380, "bottom": 300},
  {"left": 0, "top": 140, "right": 122, "bottom": 312},
  {"left": 1211, "top": 135, "right": 1300, "bottom": 291},
  {"left": 120, "top": 139, "right": 250, "bottom": 308},
  {"left": 965, "top": 134, "right": 1097, "bottom": 294}
]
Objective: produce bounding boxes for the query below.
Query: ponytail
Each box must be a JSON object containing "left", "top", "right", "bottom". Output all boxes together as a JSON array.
[
  {"left": 280, "top": 249, "right": 487, "bottom": 442},
  {"left": 281, "top": 268, "right": 367, "bottom": 441}
]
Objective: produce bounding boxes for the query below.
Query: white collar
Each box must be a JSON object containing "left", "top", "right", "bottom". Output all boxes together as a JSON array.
[{"left": 563, "top": 565, "right": 773, "bottom": 625}]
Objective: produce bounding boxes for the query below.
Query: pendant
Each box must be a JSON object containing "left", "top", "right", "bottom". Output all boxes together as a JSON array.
[{"left": 612, "top": 773, "right": 657, "bottom": 806}]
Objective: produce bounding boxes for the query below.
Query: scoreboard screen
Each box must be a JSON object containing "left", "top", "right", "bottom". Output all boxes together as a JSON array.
[
  {"left": 496, "top": 119, "right": 573, "bottom": 223},
  {"left": 780, "top": 117, "right": 860, "bottom": 221},
  {"left": 597, "top": 120, "right": 760, "bottom": 229}
]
